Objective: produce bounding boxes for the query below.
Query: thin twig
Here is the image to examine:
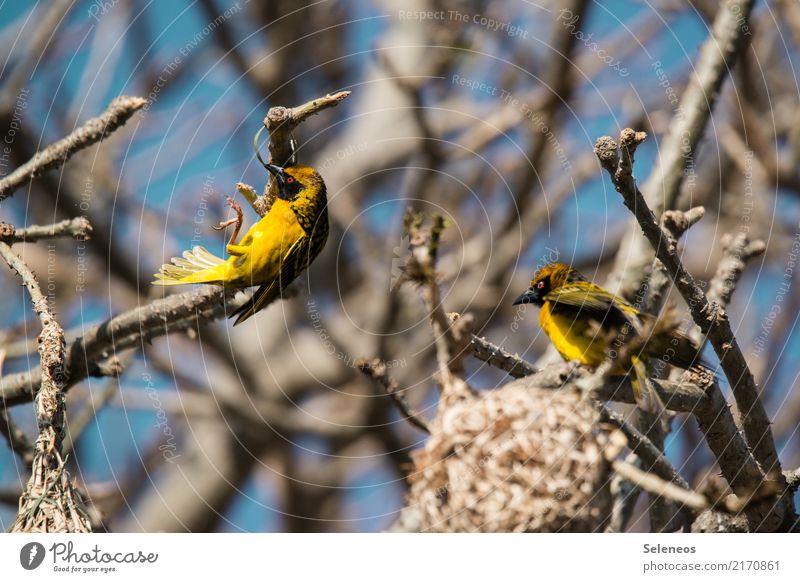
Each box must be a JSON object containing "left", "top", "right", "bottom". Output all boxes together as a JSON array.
[
  {"left": 611, "top": 459, "right": 709, "bottom": 513},
  {"left": 642, "top": 206, "right": 706, "bottom": 313},
  {"left": 707, "top": 232, "right": 767, "bottom": 311},
  {"left": 356, "top": 358, "right": 430, "bottom": 434},
  {"left": 402, "top": 212, "right": 473, "bottom": 404},
  {"left": 605, "top": 454, "right": 642, "bottom": 533},
  {"left": 0, "top": 96, "right": 146, "bottom": 202},
  {"left": 645, "top": 0, "right": 756, "bottom": 217},
  {"left": 0, "top": 217, "right": 92, "bottom": 244},
  {"left": 467, "top": 333, "right": 537, "bottom": 378},
  {"left": 600, "top": 406, "right": 689, "bottom": 490}
]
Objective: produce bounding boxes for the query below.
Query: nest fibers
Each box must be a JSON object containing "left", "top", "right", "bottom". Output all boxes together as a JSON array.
[{"left": 406, "top": 383, "right": 615, "bottom": 532}]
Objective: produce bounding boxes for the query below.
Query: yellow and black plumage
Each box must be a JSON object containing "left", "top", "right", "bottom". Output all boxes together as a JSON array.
[
  {"left": 513, "top": 262, "right": 708, "bottom": 410},
  {"left": 153, "top": 163, "right": 329, "bottom": 326}
]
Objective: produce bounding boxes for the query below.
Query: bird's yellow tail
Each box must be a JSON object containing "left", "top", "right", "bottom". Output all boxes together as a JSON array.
[{"left": 153, "top": 245, "right": 226, "bottom": 285}]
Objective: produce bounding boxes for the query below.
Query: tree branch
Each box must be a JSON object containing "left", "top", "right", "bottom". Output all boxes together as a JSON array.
[
  {"left": 467, "top": 332, "right": 538, "bottom": 378},
  {"left": 0, "top": 286, "right": 240, "bottom": 407},
  {"left": 0, "top": 96, "right": 146, "bottom": 202},
  {"left": 600, "top": 406, "right": 689, "bottom": 490},
  {"left": 595, "top": 130, "right": 782, "bottom": 484},
  {"left": 402, "top": 212, "right": 473, "bottom": 404},
  {"left": 254, "top": 91, "right": 351, "bottom": 215},
  {"left": 610, "top": 0, "right": 756, "bottom": 296},
  {"left": 356, "top": 358, "right": 431, "bottom": 434},
  {"left": 0, "top": 217, "right": 92, "bottom": 244}
]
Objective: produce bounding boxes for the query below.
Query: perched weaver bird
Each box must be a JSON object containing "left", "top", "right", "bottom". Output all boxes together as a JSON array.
[
  {"left": 512, "top": 262, "right": 708, "bottom": 410},
  {"left": 153, "top": 163, "right": 329, "bottom": 325}
]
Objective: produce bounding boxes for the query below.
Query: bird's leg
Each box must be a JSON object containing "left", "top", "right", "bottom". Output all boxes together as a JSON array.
[{"left": 212, "top": 196, "right": 244, "bottom": 245}]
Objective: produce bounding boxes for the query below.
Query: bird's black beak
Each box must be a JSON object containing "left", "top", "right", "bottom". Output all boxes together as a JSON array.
[
  {"left": 264, "top": 162, "right": 286, "bottom": 187},
  {"left": 512, "top": 288, "right": 537, "bottom": 306}
]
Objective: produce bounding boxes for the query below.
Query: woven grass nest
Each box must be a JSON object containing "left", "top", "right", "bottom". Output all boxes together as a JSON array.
[{"left": 406, "top": 382, "right": 615, "bottom": 532}]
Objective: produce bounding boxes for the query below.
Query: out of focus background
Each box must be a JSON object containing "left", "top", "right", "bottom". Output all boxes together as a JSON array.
[{"left": 0, "top": 0, "right": 798, "bottom": 532}]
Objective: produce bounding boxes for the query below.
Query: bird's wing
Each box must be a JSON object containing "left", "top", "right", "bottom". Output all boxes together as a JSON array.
[
  {"left": 543, "top": 283, "right": 639, "bottom": 329},
  {"left": 230, "top": 235, "right": 312, "bottom": 326}
]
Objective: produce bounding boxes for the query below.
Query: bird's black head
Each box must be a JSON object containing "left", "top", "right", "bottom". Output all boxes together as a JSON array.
[
  {"left": 511, "top": 263, "right": 574, "bottom": 306},
  {"left": 264, "top": 163, "right": 311, "bottom": 201},
  {"left": 512, "top": 276, "right": 550, "bottom": 306}
]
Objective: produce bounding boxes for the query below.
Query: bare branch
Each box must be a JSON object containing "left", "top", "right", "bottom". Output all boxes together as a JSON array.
[
  {"left": 0, "top": 286, "right": 240, "bottom": 407},
  {"left": 611, "top": 459, "right": 709, "bottom": 513},
  {"left": 356, "top": 358, "right": 431, "bottom": 434},
  {"left": 600, "top": 406, "right": 689, "bottom": 490},
  {"left": 0, "top": 217, "right": 92, "bottom": 244},
  {"left": 0, "top": 96, "right": 146, "bottom": 202},
  {"left": 63, "top": 349, "right": 135, "bottom": 456},
  {"left": 403, "top": 212, "right": 473, "bottom": 403},
  {"left": 467, "top": 332, "right": 537, "bottom": 379},
  {"left": 642, "top": 206, "right": 706, "bottom": 313},
  {"left": 786, "top": 468, "right": 800, "bottom": 494},
  {"left": 707, "top": 231, "right": 767, "bottom": 308}
]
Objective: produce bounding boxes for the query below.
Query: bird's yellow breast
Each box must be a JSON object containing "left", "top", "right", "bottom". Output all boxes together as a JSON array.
[
  {"left": 224, "top": 199, "right": 306, "bottom": 286},
  {"left": 539, "top": 301, "right": 607, "bottom": 366}
]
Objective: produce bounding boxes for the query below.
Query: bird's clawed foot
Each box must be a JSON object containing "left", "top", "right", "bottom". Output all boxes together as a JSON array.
[{"left": 212, "top": 196, "right": 244, "bottom": 245}]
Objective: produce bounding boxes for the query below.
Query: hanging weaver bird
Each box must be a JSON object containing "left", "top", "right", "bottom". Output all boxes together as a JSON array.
[
  {"left": 512, "top": 262, "right": 709, "bottom": 411},
  {"left": 153, "top": 163, "right": 329, "bottom": 326}
]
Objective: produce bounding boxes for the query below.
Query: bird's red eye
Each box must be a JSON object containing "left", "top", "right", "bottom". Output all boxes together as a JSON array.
[
  {"left": 536, "top": 281, "right": 545, "bottom": 289},
  {"left": 286, "top": 177, "right": 294, "bottom": 184}
]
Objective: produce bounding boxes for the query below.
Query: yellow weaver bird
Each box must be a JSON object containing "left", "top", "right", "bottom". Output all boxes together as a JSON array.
[
  {"left": 153, "top": 163, "right": 329, "bottom": 326},
  {"left": 513, "top": 262, "right": 708, "bottom": 410}
]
